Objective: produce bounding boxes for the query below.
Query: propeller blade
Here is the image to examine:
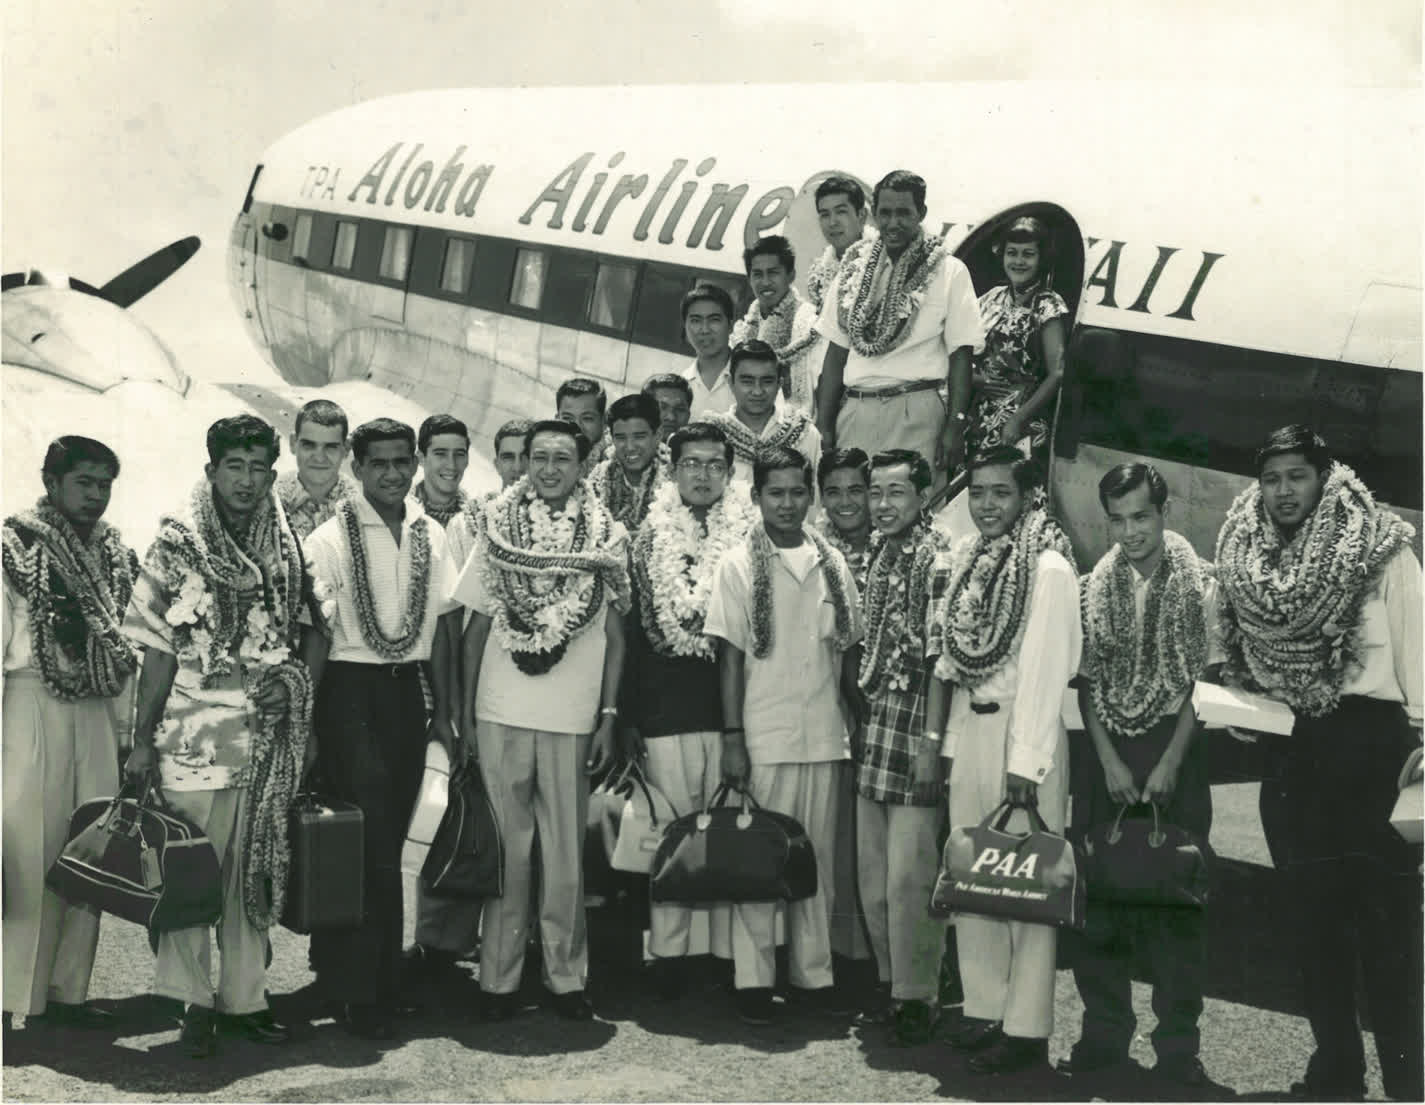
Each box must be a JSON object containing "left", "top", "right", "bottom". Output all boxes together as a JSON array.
[{"left": 96, "top": 236, "right": 201, "bottom": 307}]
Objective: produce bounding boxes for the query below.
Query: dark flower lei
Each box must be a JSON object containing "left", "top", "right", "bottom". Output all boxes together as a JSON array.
[
  {"left": 338, "top": 498, "right": 432, "bottom": 661},
  {"left": 747, "top": 525, "right": 855, "bottom": 660}
]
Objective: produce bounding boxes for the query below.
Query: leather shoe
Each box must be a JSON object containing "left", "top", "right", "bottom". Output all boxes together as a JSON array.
[
  {"left": 968, "top": 1034, "right": 1049, "bottom": 1076},
  {"left": 1156, "top": 1055, "right": 1208, "bottom": 1087},
  {"left": 888, "top": 999, "right": 939, "bottom": 1047},
  {"left": 648, "top": 958, "right": 687, "bottom": 1001},
  {"left": 341, "top": 1002, "right": 394, "bottom": 1040},
  {"left": 946, "top": 1017, "right": 1003, "bottom": 1051},
  {"left": 548, "top": 990, "right": 594, "bottom": 1021},
  {"left": 1056, "top": 1046, "right": 1128, "bottom": 1076},
  {"left": 37, "top": 1001, "right": 116, "bottom": 1030},
  {"left": 480, "top": 991, "right": 539, "bottom": 1022},
  {"left": 735, "top": 988, "right": 775, "bottom": 1026},
  {"left": 179, "top": 1004, "right": 217, "bottom": 1059},
  {"left": 220, "top": 1010, "right": 290, "bottom": 1044},
  {"left": 1289, "top": 1077, "right": 1365, "bottom": 1101}
]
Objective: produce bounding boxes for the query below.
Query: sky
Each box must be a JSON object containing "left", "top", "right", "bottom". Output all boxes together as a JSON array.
[{"left": 3, "top": 0, "right": 1420, "bottom": 384}]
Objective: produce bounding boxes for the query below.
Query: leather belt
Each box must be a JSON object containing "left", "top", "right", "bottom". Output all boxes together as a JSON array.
[
  {"left": 970, "top": 701, "right": 1001, "bottom": 715},
  {"left": 843, "top": 378, "right": 942, "bottom": 401},
  {"left": 330, "top": 660, "right": 422, "bottom": 679}
]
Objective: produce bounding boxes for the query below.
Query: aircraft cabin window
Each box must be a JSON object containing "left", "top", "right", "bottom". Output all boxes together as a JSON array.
[
  {"left": 440, "top": 238, "right": 475, "bottom": 295},
  {"left": 332, "top": 221, "right": 359, "bottom": 271},
  {"left": 291, "top": 214, "right": 313, "bottom": 264},
  {"left": 590, "top": 261, "right": 637, "bottom": 331},
  {"left": 510, "top": 248, "right": 546, "bottom": 310},
  {"left": 379, "top": 226, "right": 413, "bottom": 283}
]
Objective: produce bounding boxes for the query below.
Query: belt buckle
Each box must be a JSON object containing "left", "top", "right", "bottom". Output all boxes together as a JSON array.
[
  {"left": 970, "top": 700, "right": 1000, "bottom": 715},
  {"left": 387, "top": 663, "right": 405, "bottom": 678}
]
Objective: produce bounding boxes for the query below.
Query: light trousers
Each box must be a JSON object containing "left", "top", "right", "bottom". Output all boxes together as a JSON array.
[
  {"left": 2, "top": 673, "right": 121, "bottom": 1015},
  {"left": 643, "top": 730, "right": 723, "bottom": 960},
  {"left": 857, "top": 797, "right": 946, "bottom": 1001},
  {"left": 732, "top": 760, "right": 839, "bottom": 991},
  {"left": 154, "top": 787, "right": 270, "bottom": 1014},
  {"left": 476, "top": 721, "right": 590, "bottom": 996},
  {"left": 948, "top": 707, "right": 1068, "bottom": 1039},
  {"left": 837, "top": 388, "right": 947, "bottom": 497}
]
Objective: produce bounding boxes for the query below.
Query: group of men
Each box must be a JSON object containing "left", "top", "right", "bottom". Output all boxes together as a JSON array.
[{"left": 2, "top": 166, "right": 1421, "bottom": 1104}]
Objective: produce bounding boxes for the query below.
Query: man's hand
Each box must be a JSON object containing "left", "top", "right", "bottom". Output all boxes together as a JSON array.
[
  {"left": 303, "top": 734, "right": 319, "bottom": 778},
  {"left": 1000, "top": 415, "right": 1025, "bottom": 448},
  {"left": 250, "top": 677, "right": 290, "bottom": 724},
  {"left": 1005, "top": 771, "right": 1038, "bottom": 806},
  {"left": 720, "top": 733, "right": 750, "bottom": 786},
  {"left": 848, "top": 720, "right": 866, "bottom": 764},
  {"left": 911, "top": 744, "right": 940, "bottom": 788},
  {"left": 431, "top": 714, "right": 457, "bottom": 761},
  {"left": 1100, "top": 752, "right": 1141, "bottom": 807},
  {"left": 938, "top": 420, "right": 966, "bottom": 473},
  {"left": 1143, "top": 751, "right": 1182, "bottom": 807},
  {"left": 587, "top": 717, "right": 615, "bottom": 774},
  {"left": 124, "top": 742, "right": 158, "bottom": 785},
  {"left": 622, "top": 723, "right": 648, "bottom": 763}
]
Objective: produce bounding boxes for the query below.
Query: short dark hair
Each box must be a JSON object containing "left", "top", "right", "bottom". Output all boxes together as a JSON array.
[
  {"left": 1255, "top": 424, "right": 1333, "bottom": 478},
  {"left": 1098, "top": 463, "right": 1168, "bottom": 512},
  {"left": 555, "top": 377, "right": 607, "bottom": 415},
  {"left": 42, "top": 436, "right": 120, "bottom": 481},
  {"left": 967, "top": 444, "right": 1040, "bottom": 494},
  {"left": 669, "top": 420, "right": 733, "bottom": 466},
  {"left": 350, "top": 418, "right": 416, "bottom": 463},
  {"left": 526, "top": 418, "right": 591, "bottom": 462},
  {"left": 753, "top": 445, "right": 813, "bottom": 493},
  {"left": 996, "top": 214, "right": 1053, "bottom": 257},
  {"left": 493, "top": 418, "right": 533, "bottom": 453},
  {"left": 418, "top": 414, "right": 469, "bottom": 454},
  {"left": 817, "top": 447, "right": 870, "bottom": 490},
  {"left": 743, "top": 234, "right": 795, "bottom": 277},
  {"left": 641, "top": 373, "right": 693, "bottom": 404},
  {"left": 680, "top": 282, "right": 735, "bottom": 325},
  {"left": 815, "top": 175, "right": 866, "bottom": 215},
  {"left": 870, "top": 448, "right": 932, "bottom": 492},
  {"left": 606, "top": 393, "right": 661, "bottom": 435},
  {"left": 207, "top": 414, "right": 279, "bottom": 466},
  {"left": 730, "top": 339, "right": 781, "bottom": 380},
  {"left": 872, "top": 170, "right": 928, "bottom": 215},
  {"left": 293, "top": 398, "right": 348, "bottom": 440}
]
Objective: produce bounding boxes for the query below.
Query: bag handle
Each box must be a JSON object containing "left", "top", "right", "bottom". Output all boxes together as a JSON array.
[
  {"left": 982, "top": 796, "right": 1052, "bottom": 838},
  {"left": 623, "top": 758, "right": 680, "bottom": 824},
  {"left": 1108, "top": 801, "right": 1165, "bottom": 847}
]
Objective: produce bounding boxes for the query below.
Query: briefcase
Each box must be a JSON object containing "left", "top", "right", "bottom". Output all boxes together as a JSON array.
[
  {"left": 650, "top": 783, "right": 817, "bottom": 904},
  {"left": 281, "top": 792, "right": 364, "bottom": 933},
  {"left": 1076, "top": 802, "right": 1211, "bottom": 908}
]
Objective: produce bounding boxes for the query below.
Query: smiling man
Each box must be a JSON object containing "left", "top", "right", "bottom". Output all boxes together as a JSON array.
[
  {"left": 411, "top": 414, "right": 471, "bottom": 526},
  {"left": 816, "top": 448, "right": 873, "bottom": 589},
  {"left": 641, "top": 373, "right": 694, "bottom": 443},
  {"left": 705, "top": 341, "right": 820, "bottom": 501},
  {"left": 680, "top": 283, "right": 739, "bottom": 420},
  {"left": 732, "top": 236, "right": 822, "bottom": 416},
  {"left": 277, "top": 399, "right": 355, "bottom": 540},
  {"left": 588, "top": 393, "right": 667, "bottom": 532},
  {"left": 556, "top": 378, "right": 612, "bottom": 475},
  {"left": 805, "top": 176, "right": 869, "bottom": 314}
]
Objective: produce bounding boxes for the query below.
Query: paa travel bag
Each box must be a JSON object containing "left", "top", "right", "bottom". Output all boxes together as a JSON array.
[{"left": 281, "top": 791, "right": 364, "bottom": 933}]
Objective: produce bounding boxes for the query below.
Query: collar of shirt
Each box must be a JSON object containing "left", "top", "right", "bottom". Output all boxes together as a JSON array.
[
  {"left": 350, "top": 491, "right": 428, "bottom": 534},
  {"left": 685, "top": 357, "right": 732, "bottom": 394}
]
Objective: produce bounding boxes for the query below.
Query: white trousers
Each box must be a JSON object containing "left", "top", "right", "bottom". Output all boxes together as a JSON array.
[
  {"left": 643, "top": 730, "right": 724, "bottom": 960},
  {"left": 948, "top": 706, "right": 1068, "bottom": 1039},
  {"left": 476, "top": 721, "right": 589, "bottom": 996},
  {"left": 154, "top": 787, "right": 271, "bottom": 1014},
  {"left": 857, "top": 798, "right": 946, "bottom": 1001},
  {"left": 732, "top": 761, "right": 839, "bottom": 991},
  {"left": 2, "top": 674, "right": 121, "bottom": 1015}
]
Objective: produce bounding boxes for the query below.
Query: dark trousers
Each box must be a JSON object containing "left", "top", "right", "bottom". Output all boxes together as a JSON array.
[
  {"left": 1259, "top": 696, "right": 1423, "bottom": 1099},
  {"left": 311, "top": 661, "right": 426, "bottom": 1008},
  {"left": 1069, "top": 714, "right": 1211, "bottom": 1061}
]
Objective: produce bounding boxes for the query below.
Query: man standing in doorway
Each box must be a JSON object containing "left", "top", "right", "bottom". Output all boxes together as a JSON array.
[
  {"left": 805, "top": 176, "right": 870, "bottom": 314},
  {"left": 681, "top": 284, "right": 739, "bottom": 420}
]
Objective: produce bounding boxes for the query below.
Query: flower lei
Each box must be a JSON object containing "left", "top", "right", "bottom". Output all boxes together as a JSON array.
[
  {"left": 814, "top": 517, "right": 872, "bottom": 593},
  {"left": 927, "top": 509, "right": 1076, "bottom": 687},
  {"left": 747, "top": 525, "right": 856, "bottom": 659},
  {"left": 588, "top": 455, "right": 663, "bottom": 533},
  {"left": 479, "top": 477, "right": 629, "bottom": 675},
  {"left": 836, "top": 232, "right": 949, "bottom": 358},
  {"left": 150, "top": 481, "right": 304, "bottom": 688},
  {"left": 1, "top": 501, "right": 139, "bottom": 701},
  {"left": 705, "top": 408, "right": 814, "bottom": 468},
  {"left": 413, "top": 480, "right": 468, "bottom": 528},
  {"left": 805, "top": 244, "right": 841, "bottom": 313},
  {"left": 338, "top": 498, "right": 432, "bottom": 661},
  {"left": 632, "top": 481, "right": 758, "bottom": 660},
  {"left": 858, "top": 524, "right": 947, "bottom": 696},
  {"left": 1081, "top": 531, "right": 1212, "bottom": 738},
  {"left": 730, "top": 287, "right": 821, "bottom": 409},
  {"left": 1215, "top": 463, "right": 1412, "bottom": 717},
  {"left": 273, "top": 469, "right": 357, "bottom": 539}
]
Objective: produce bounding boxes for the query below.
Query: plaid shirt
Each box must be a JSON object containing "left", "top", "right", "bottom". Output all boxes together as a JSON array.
[{"left": 857, "top": 657, "right": 941, "bottom": 806}]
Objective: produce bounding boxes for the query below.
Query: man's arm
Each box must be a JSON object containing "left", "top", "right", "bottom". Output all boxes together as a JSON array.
[
  {"left": 124, "top": 648, "right": 179, "bottom": 782},
  {"left": 1080, "top": 683, "right": 1141, "bottom": 808},
  {"left": 588, "top": 608, "right": 625, "bottom": 774},
  {"left": 1142, "top": 694, "right": 1201, "bottom": 806},
  {"left": 939, "top": 345, "right": 972, "bottom": 472},
  {"left": 299, "top": 625, "right": 330, "bottom": 774},
  {"left": 817, "top": 343, "right": 849, "bottom": 446},
  {"left": 429, "top": 610, "right": 462, "bottom": 758},
  {"left": 718, "top": 639, "right": 750, "bottom": 785},
  {"left": 460, "top": 612, "right": 492, "bottom": 754},
  {"left": 839, "top": 644, "right": 866, "bottom": 762}
]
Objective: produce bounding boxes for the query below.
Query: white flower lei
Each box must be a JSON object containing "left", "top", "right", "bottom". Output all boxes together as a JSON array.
[{"left": 633, "top": 481, "right": 758, "bottom": 659}]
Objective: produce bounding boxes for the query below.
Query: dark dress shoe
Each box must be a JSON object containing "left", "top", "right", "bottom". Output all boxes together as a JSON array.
[
  {"left": 968, "top": 1034, "right": 1049, "bottom": 1076},
  {"left": 735, "top": 988, "right": 775, "bottom": 1026},
  {"left": 648, "top": 958, "right": 688, "bottom": 1001},
  {"left": 1056, "top": 1045, "right": 1129, "bottom": 1076},
  {"left": 342, "top": 1003, "right": 394, "bottom": 1040},
  {"left": 179, "top": 1005, "right": 217, "bottom": 1059},
  {"left": 37, "top": 1001, "right": 116, "bottom": 1029},
  {"left": 220, "top": 1010, "right": 290, "bottom": 1044},
  {"left": 1156, "top": 1055, "right": 1208, "bottom": 1087},
  {"left": 548, "top": 990, "right": 594, "bottom": 1021},
  {"left": 853, "top": 986, "right": 895, "bottom": 1027},
  {"left": 481, "top": 991, "right": 540, "bottom": 1022},
  {"left": 889, "top": 999, "right": 939, "bottom": 1047},
  {"left": 946, "top": 1017, "right": 1003, "bottom": 1051},
  {"left": 1289, "top": 1077, "right": 1366, "bottom": 1101}
]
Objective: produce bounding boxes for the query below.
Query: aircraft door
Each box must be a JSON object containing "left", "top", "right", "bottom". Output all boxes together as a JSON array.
[{"left": 232, "top": 213, "right": 272, "bottom": 351}]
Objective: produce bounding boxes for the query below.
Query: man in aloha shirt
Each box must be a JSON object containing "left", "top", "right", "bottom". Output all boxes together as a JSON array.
[
  {"left": 733, "top": 235, "right": 823, "bottom": 417},
  {"left": 804, "top": 175, "right": 870, "bottom": 314},
  {"left": 276, "top": 399, "right": 356, "bottom": 540},
  {"left": 124, "top": 415, "right": 305, "bottom": 1058},
  {"left": 816, "top": 170, "right": 985, "bottom": 497}
]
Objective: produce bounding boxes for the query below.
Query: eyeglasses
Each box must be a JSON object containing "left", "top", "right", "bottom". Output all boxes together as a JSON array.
[{"left": 675, "top": 458, "right": 729, "bottom": 477}]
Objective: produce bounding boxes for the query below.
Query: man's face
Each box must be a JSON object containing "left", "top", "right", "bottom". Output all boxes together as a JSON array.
[
  {"left": 207, "top": 445, "right": 276, "bottom": 524},
  {"left": 352, "top": 439, "right": 417, "bottom": 509},
  {"left": 1105, "top": 484, "right": 1166, "bottom": 566},
  {"left": 755, "top": 466, "right": 812, "bottom": 537},
  {"left": 820, "top": 467, "right": 869, "bottom": 538},
  {"left": 557, "top": 395, "right": 605, "bottom": 448},
  {"left": 967, "top": 464, "right": 1026, "bottom": 539},
  {"left": 747, "top": 253, "right": 793, "bottom": 316},
  {"left": 1259, "top": 452, "right": 1325, "bottom": 531},
  {"left": 290, "top": 421, "right": 347, "bottom": 485},
  {"left": 527, "top": 430, "right": 581, "bottom": 506},
  {"left": 610, "top": 416, "right": 658, "bottom": 474},
  {"left": 44, "top": 461, "right": 114, "bottom": 532},
  {"left": 869, "top": 463, "right": 925, "bottom": 538},
  {"left": 494, "top": 433, "right": 528, "bottom": 489},
  {"left": 674, "top": 440, "right": 730, "bottom": 510},
  {"left": 873, "top": 188, "right": 925, "bottom": 255},
  {"left": 731, "top": 357, "right": 779, "bottom": 420},
  {"left": 816, "top": 191, "right": 866, "bottom": 255},
  {"left": 420, "top": 432, "right": 469, "bottom": 497},
  {"left": 649, "top": 386, "right": 691, "bottom": 442},
  {"left": 683, "top": 298, "right": 731, "bottom": 359}
]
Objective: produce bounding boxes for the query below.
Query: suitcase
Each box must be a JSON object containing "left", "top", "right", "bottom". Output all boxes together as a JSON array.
[{"left": 281, "top": 792, "right": 365, "bottom": 933}]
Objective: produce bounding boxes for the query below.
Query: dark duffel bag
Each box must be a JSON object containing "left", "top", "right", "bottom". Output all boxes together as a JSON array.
[
  {"left": 47, "top": 779, "right": 222, "bottom": 937},
  {"left": 422, "top": 762, "right": 502, "bottom": 900},
  {"left": 281, "top": 791, "right": 365, "bottom": 933},
  {"left": 1076, "top": 801, "right": 1211, "bottom": 908},
  {"left": 650, "top": 783, "right": 817, "bottom": 904}
]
